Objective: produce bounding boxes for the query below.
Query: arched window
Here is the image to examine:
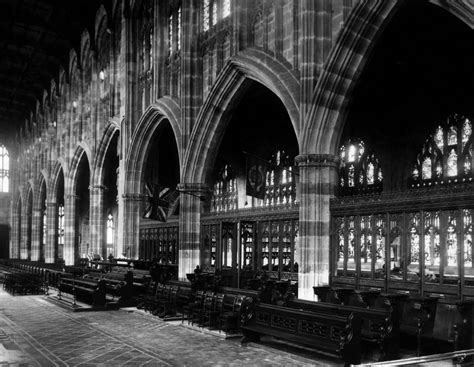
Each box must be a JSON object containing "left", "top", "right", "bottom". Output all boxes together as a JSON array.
[
  {"left": 42, "top": 209, "right": 47, "bottom": 248},
  {"left": 169, "top": 6, "right": 182, "bottom": 55},
  {"left": 211, "top": 164, "right": 237, "bottom": 212},
  {"left": 338, "top": 139, "right": 383, "bottom": 195},
  {"left": 0, "top": 145, "right": 9, "bottom": 192},
  {"left": 58, "top": 204, "right": 64, "bottom": 247},
  {"left": 203, "top": 0, "right": 210, "bottom": 31},
  {"left": 263, "top": 150, "right": 296, "bottom": 207},
  {"left": 203, "top": 0, "right": 230, "bottom": 32},
  {"left": 106, "top": 213, "right": 114, "bottom": 256},
  {"left": 410, "top": 114, "right": 473, "bottom": 187},
  {"left": 149, "top": 27, "right": 153, "bottom": 68},
  {"left": 177, "top": 7, "right": 182, "bottom": 51},
  {"left": 168, "top": 13, "right": 174, "bottom": 55},
  {"left": 223, "top": 0, "right": 231, "bottom": 18}
]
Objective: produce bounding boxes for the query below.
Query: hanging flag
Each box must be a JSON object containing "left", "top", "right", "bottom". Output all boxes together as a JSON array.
[
  {"left": 245, "top": 153, "right": 269, "bottom": 199},
  {"left": 143, "top": 184, "right": 180, "bottom": 222}
]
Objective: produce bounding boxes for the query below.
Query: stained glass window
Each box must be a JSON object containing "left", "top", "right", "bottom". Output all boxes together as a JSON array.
[
  {"left": 447, "top": 149, "right": 458, "bottom": 177},
  {"left": 42, "top": 209, "right": 47, "bottom": 248},
  {"left": 211, "top": 1, "right": 217, "bottom": 26},
  {"left": 411, "top": 114, "right": 473, "bottom": 187},
  {"left": 434, "top": 126, "right": 444, "bottom": 149},
  {"left": 149, "top": 27, "right": 153, "bottom": 68},
  {"left": 462, "top": 119, "right": 472, "bottom": 147},
  {"left": 58, "top": 204, "right": 64, "bottom": 247},
  {"left": 422, "top": 157, "right": 432, "bottom": 179},
  {"left": 257, "top": 150, "right": 296, "bottom": 208},
  {"left": 464, "top": 210, "right": 473, "bottom": 269},
  {"left": 223, "top": 0, "right": 231, "bottom": 18},
  {"left": 211, "top": 164, "right": 237, "bottom": 212},
  {"left": 177, "top": 7, "right": 181, "bottom": 51},
  {"left": 106, "top": 213, "right": 114, "bottom": 245},
  {"left": 0, "top": 145, "right": 9, "bottom": 192},
  {"left": 203, "top": 0, "right": 210, "bottom": 31},
  {"left": 169, "top": 14, "right": 174, "bottom": 55},
  {"left": 339, "top": 139, "right": 383, "bottom": 194}
]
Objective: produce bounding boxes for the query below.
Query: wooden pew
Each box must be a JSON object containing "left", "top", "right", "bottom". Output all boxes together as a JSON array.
[
  {"left": 59, "top": 277, "right": 107, "bottom": 307},
  {"left": 240, "top": 302, "right": 362, "bottom": 366},
  {"left": 287, "top": 298, "right": 395, "bottom": 360},
  {"left": 399, "top": 295, "right": 439, "bottom": 356}
]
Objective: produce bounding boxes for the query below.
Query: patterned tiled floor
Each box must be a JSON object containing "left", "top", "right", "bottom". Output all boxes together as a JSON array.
[{"left": 0, "top": 288, "right": 341, "bottom": 366}]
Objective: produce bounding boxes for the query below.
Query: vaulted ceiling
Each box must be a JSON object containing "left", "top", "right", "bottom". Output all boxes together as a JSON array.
[{"left": 0, "top": 0, "right": 112, "bottom": 140}]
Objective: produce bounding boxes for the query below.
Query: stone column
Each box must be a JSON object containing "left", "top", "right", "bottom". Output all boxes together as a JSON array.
[
  {"left": 64, "top": 194, "right": 79, "bottom": 265},
  {"left": 30, "top": 207, "right": 42, "bottom": 261},
  {"left": 89, "top": 185, "right": 107, "bottom": 258},
  {"left": 177, "top": 183, "right": 209, "bottom": 281},
  {"left": 295, "top": 154, "right": 339, "bottom": 301},
  {"left": 45, "top": 201, "right": 57, "bottom": 263},
  {"left": 10, "top": 204, "right": 20, "bottom": 259},
  {"left": 122, "top": 193, "right": 147, "bottom": 259},
  {"left": 20, "top": 207, "right": 30, "bottom": 260}
]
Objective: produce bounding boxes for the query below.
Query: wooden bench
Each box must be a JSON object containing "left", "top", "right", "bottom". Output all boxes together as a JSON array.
[
  {"left": 59, "top": 277, "right": 107, "bottom": 307},
  {"left": 413, "top": 299, "right": 474, "bottom": 356},
  {"left": 287, "top": 298, "right": 395, "bottom": 360},
  {"left": 83, "top": 271, "right": 125, "bottom": 297},
  {"left": 400, "top": 295, "right": 439, "bottom": 355},
  {"left": 241, "top": 302, "right": 361, "bottom": 366}
]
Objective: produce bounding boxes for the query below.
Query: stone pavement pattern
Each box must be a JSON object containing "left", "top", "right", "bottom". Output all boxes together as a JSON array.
[{"left": 0, "top": 289, "right": 340, "bottom": 366}]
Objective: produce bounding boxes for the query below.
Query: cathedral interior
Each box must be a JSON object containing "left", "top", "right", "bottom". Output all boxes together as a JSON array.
[{"left": 0, "top": 0, "right": 473, "bottom": 365}]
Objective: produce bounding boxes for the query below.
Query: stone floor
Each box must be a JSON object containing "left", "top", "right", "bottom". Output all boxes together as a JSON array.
[{"left": 0, "top": 288, "right": 342, "bottom": 366}]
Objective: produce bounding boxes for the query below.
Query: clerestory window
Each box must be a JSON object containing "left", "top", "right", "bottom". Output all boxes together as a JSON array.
[
  {"left": 338, "top": 139, "right": 383, "bottom": 195},
  {"left": 410, "top": 114, "right": 473, "bottom": 187},
  {"left": 0, "top": 145, "right": 9, "bottom": 192}
]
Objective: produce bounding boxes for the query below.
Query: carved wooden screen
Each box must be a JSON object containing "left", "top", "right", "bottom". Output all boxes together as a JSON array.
[{"left": 139, "top": 226, "right": 178, "bottom": 264}]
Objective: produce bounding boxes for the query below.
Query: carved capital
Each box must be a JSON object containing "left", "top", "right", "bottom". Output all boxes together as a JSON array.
[
  {"left": 122, "top": 193, "right": 147, "bottom": 202},
  {"left": 295, "top": 154, "right": 339, "bottom": 169},
  {"left": 177, "top": 183, "right": 211, "bottom": 194},
  {"left": 89, "top": 184, "right": 108, "bottom": 193}
]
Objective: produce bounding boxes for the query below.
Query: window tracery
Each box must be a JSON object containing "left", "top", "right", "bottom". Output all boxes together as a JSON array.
[
  {"left": 211, "top": 164, "right": 237, "bottom": 212},
  {"left": 339, "top": 139, "right": 383, "bottom": 195},
  {"left": 0, "top": 145, "right": 9, "bottom": 192},
  {"left": 58, "top": 204, "right": 64, "bottom": 249},
  {"left": 202, "top": 0, "right": 231, "bottom": 32},
  {"left": 262, "top": 150, "right": 296, "bottom": 207},
  {"left": 411, "top": 114, "right": 473, "bottom": 187}
]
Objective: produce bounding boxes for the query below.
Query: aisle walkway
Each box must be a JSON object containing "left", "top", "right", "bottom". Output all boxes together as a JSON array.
[{"left": 0, "top": 288, "right": 340, "bottom": 366}]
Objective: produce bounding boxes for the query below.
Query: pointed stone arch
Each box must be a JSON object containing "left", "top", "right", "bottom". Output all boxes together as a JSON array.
[
  {"left": 93, "top": 121, "right": 121, "bottom": 186},
  {"left": 68, "top": 142, "right": 92, "bottom": 193},
  {"left": 48, "top": 159, "right": 67, "bottom": 263},
  {"left": 31, "top": 171, "right": 48, "bottom": 261},
  {"left": 122, "top": 96, "right": 181, "bottom": 260},
  {"left": 90, "top": 121, "right": 120, "bottom": 259},
  {"left": 296, "top": 0, "right": 474, "bottom": 300},
  {"left": 183, "top": 49, "right": 300, "bottom": 185},
  {"left": 125, "top": 97, "right": 182, "bottom": 194},
  {"left": 50, "top": 159, "right": 68, "bottom": 202},
  {"left": 10, "top": 190, "right": 23, "bottom": 259},
  {"left": 179, "top": 50, "right": 299, "bottom": 280},
  {"left": 65, "top": 144, "right": 92, "bottom": 265},
  {"left": 95, "top": 4, "right": 109, "bottom": 46},
  {"left": 21, "top": 182, "right": 34, "bottom": 260},
  {"left": 302, "top": 0, "right": 473, "bottom": 155}
]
